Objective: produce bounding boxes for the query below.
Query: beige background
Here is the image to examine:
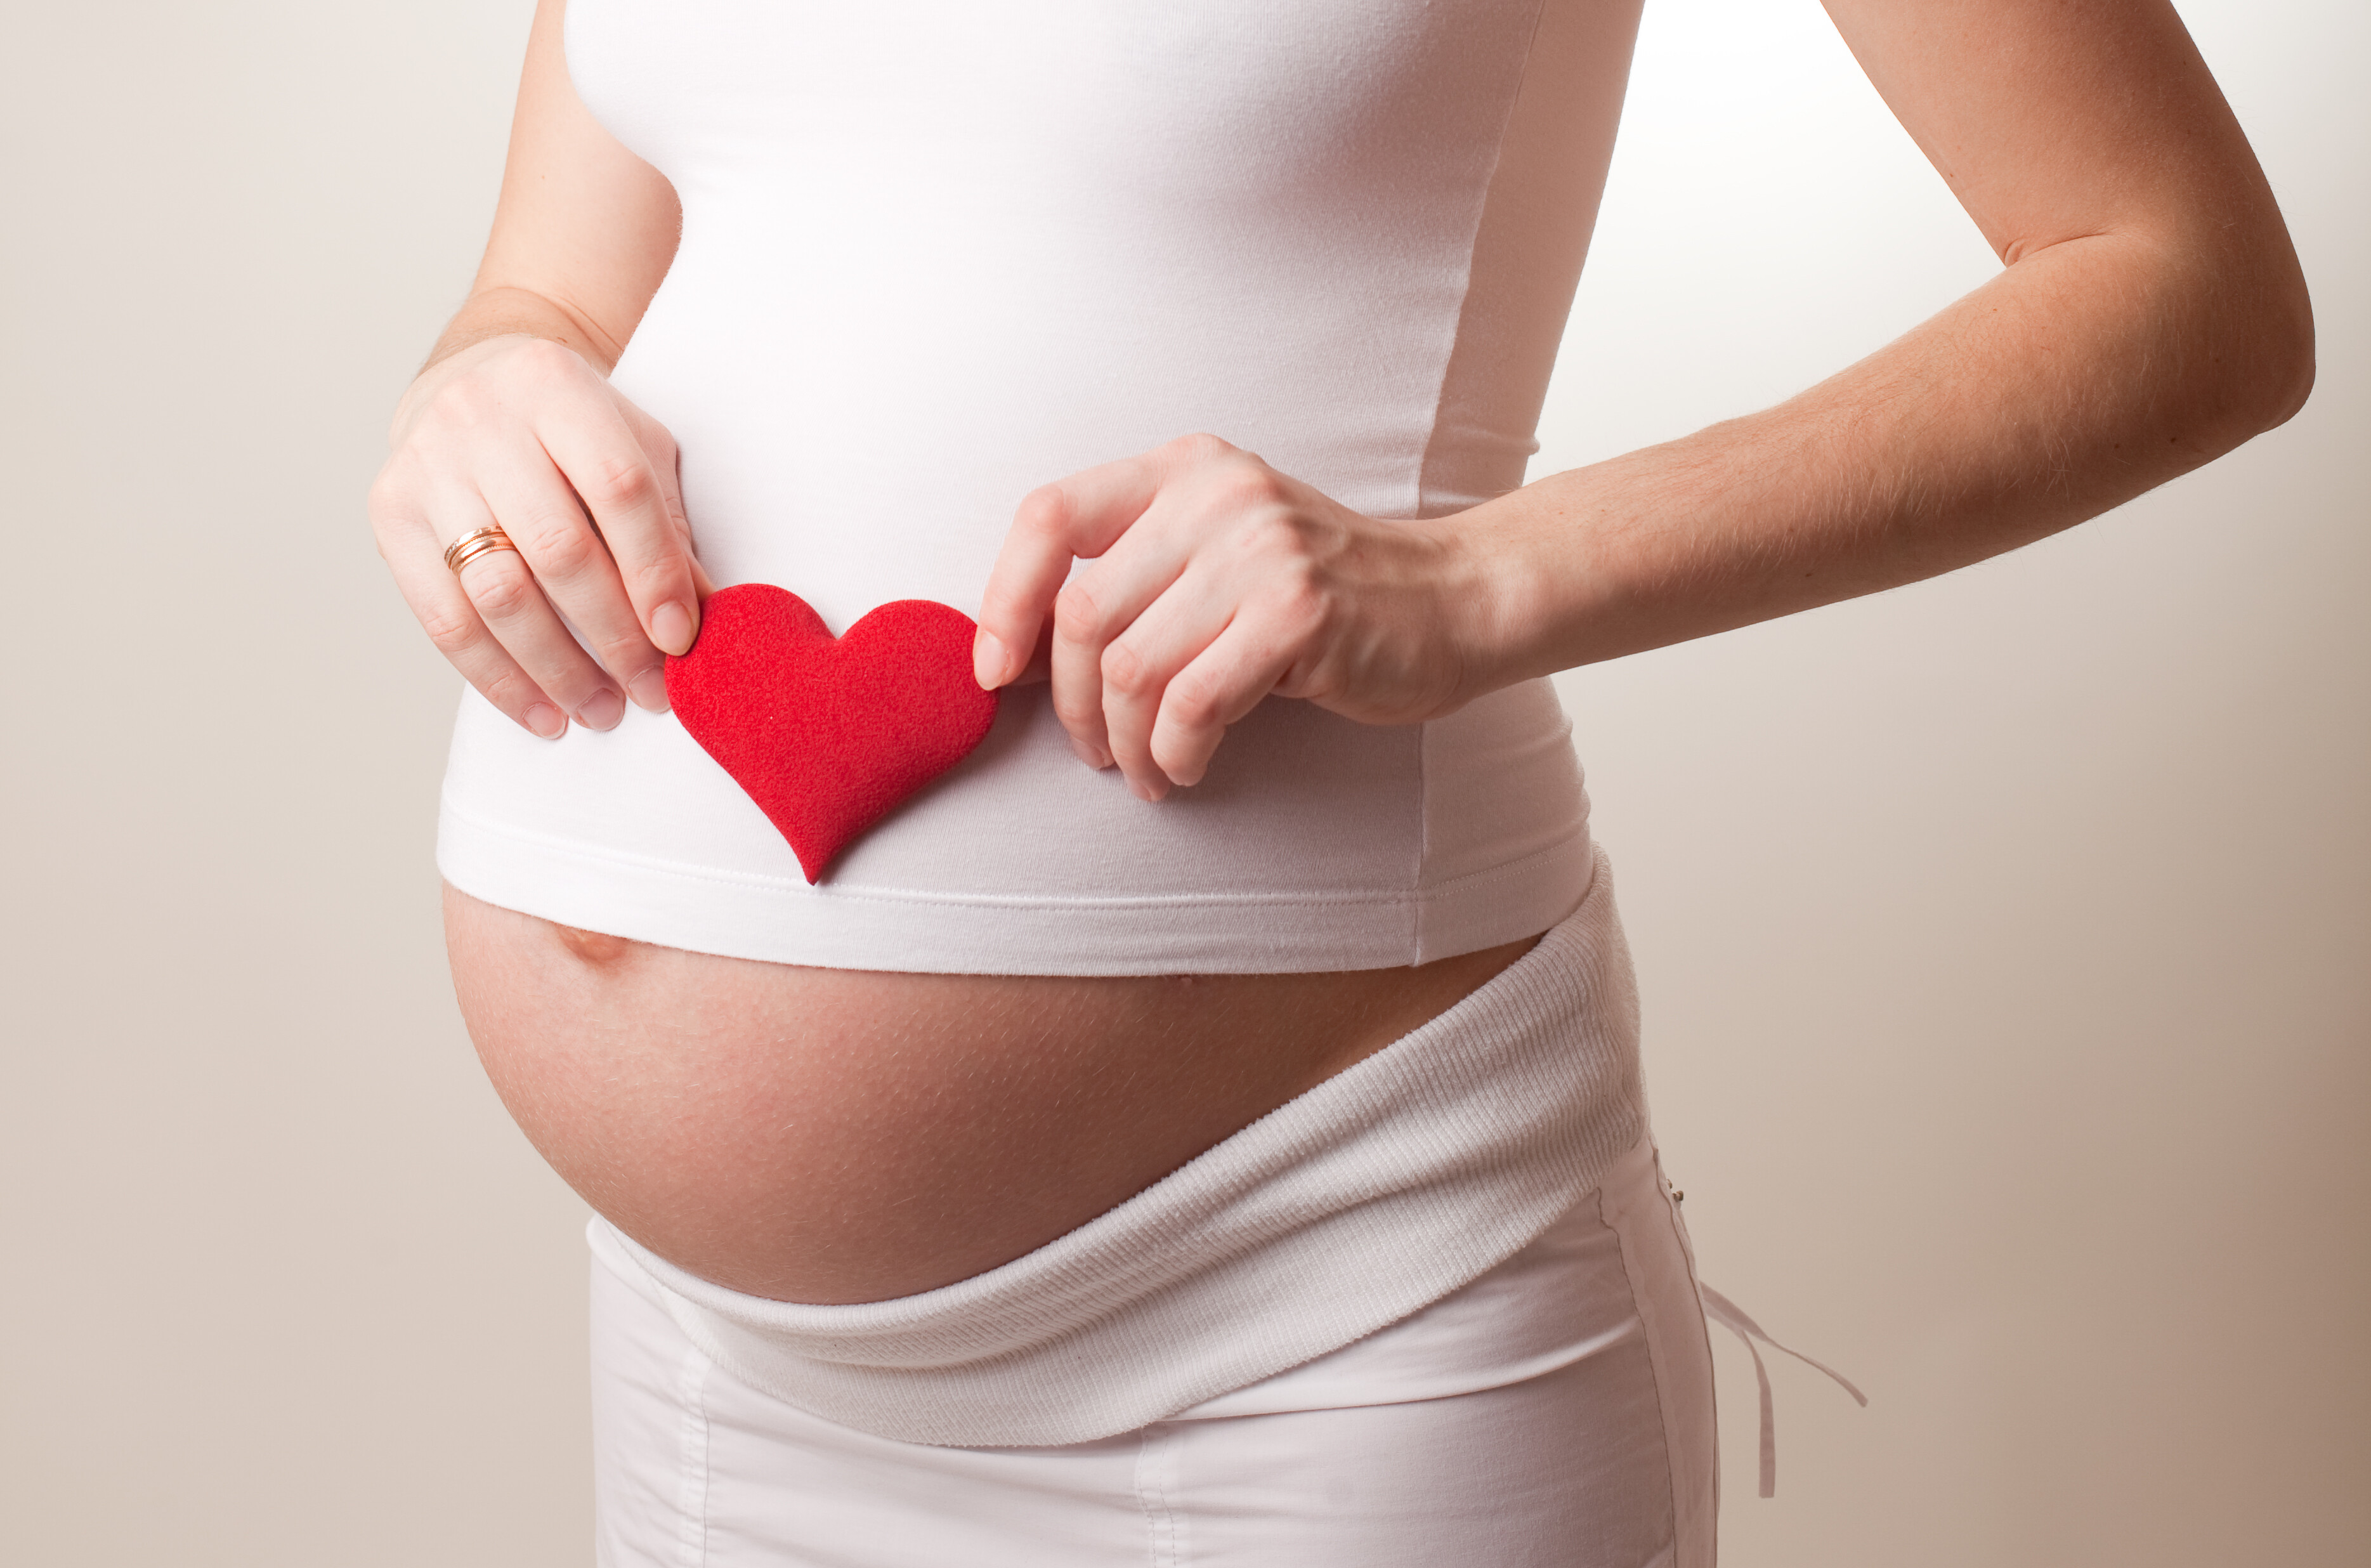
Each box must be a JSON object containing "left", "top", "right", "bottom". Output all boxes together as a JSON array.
[{"left": 3, "top": 1, "right": 2362, "bottom": 1562}]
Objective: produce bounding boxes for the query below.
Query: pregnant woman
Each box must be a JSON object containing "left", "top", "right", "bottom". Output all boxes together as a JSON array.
[{"left": 369, "top": 1, "right": 2308, "bottom": 1562}]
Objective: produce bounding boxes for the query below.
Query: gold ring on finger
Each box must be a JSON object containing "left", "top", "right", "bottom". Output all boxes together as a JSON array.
[{"left": 443, "top": 525, "right": 520, "bottom": 575}]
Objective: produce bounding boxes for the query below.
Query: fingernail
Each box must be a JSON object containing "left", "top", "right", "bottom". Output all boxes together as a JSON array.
[
  {"left": 973, "top": 630, "right": 1009, "bottom": 689},
  {"left": 1069, "top": 736, "right": 1111, "bottom": 769},
  {"left": 653, "top": 600, "right": 696, "bottom": 657},
  {"left": 525, "top": 703, "right": 566, "bottom": 740},
  {"left": 628, "top": 666, "right": 671, "bottom": 713},
  {"left": 576, "top": 689, "right": 627, "bottom": 731}
]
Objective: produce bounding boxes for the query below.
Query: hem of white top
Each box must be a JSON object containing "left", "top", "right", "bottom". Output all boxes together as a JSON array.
[{"left": 434, "top": 792, "right": 1595, "bottom": 975}]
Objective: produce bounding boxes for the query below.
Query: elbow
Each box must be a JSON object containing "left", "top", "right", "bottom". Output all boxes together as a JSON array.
[
  {"left": 2202, "top": 243, "right": 2317, "bottom": 443},
  {"left": 2249, "top": 285, "right": 2316, "bottom": 434},
  {"left": 2096, "top": 203, "right": 2318, "bottom": 452}
]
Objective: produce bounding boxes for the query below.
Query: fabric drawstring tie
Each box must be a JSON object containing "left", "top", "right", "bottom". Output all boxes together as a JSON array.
[{"left": 1699, "top": 1285, "right": 1869, "bottom": 1498}]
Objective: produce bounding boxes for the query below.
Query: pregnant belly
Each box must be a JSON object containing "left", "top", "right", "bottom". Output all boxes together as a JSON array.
[{"left": 444, "top": 884, "right": 1533, "bottom": 1305}]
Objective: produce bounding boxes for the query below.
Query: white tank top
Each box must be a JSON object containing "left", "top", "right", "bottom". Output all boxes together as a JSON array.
[{"left": 436, "top": 0, "right": 1645, "bottom": 976}]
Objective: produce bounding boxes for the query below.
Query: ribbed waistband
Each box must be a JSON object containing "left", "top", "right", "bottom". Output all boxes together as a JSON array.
[{"left": 590, "top": 845, "right": 1644, "bottom": 1447}]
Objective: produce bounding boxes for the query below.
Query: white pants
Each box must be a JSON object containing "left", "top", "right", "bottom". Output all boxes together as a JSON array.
[{"left": 589, "top": 1136, "right": 1719, "bottom": 1567}]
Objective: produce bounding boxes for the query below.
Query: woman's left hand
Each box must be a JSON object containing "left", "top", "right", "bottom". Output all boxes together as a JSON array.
[{"left": 972, "top": 433, "right": 1504, "bottom": 801}]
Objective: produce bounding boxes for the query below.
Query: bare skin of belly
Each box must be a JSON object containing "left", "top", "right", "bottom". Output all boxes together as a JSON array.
[{"left": 445, "top": 884, "right": 1536, "bottom": 1305}]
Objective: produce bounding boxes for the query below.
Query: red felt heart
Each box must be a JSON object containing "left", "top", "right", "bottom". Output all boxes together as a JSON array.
[{"left": 664, "top": 584, "right": 1000, "bottom": 883}]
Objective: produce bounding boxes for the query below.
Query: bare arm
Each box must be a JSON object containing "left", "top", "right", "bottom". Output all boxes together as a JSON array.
[
  {"left": 974, "top": 0, "right": 2313, "bottom": 799},
  {"left": 1473, "top": 0, "right": 2313, "bottom": 680},
  {"left": 421, "top": 0, "right": 678, "bottom": 373},
  {"left": 370, "top": 0, "right": 700, "bottom": 737}
]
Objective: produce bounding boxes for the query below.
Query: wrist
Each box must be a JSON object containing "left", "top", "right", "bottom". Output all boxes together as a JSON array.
[
  {"left": 1430, "top": 458, "right": 1673, "bottom": 688},
  {"left": 420, "top": 325, "right": 553, "bottom": 377},
  {"left": 1418, "top": 505, "right": 1536, "bottom": 712},
  {"left": 388, "top": 330, "right": 589, "bottom": 449}
]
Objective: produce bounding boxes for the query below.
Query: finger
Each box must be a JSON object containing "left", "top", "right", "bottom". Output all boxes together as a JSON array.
[
  {"left": 1088, "top": 556, "right": 1237, "bottom": 798},
  {"left": 1148, "top": 613, "right": 1305, "bottom": 789},
  {"left": 536, "top": 399, "right": 702, "bottom": 658},
  {"left": 379, "top": 516, "right": 570, "bottom": 740},
  {"left": 974, "top": 449, "right": 1172, "bottom": 690},
  {"left": 1012, "top": 617, "right": 1056, "bottom": 685},
  {"left": 1048, "top": 572, "right": 1114, "bottom": 770},
  {"left": 1048, "top": 498, "right": 1203, "bottom": 772},
  {"left": 478, "top": 457, "right": 670, "bottom": 713},
  {"left": 622, "top": 402, "right": 706, "bottom": 658},
  {"left": 435, "top": 491, "right": 626, "bottom": 731}
]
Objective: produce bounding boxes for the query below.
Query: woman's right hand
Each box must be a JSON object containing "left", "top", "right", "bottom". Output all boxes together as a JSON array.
[{"left": 368, "top": 333, "right": 706, "bottom": 738}]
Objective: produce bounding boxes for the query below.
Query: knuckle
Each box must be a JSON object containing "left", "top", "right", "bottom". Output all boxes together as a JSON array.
[
  {"left": 1051, "top": 688, "right": 1103, "bottom": 731},
  {"left": 1052, "top": 580, "right": 1106, "bottom": 643},
  {"left": 1016, "top": 483, "right": 1074, "bottom": 541},
  {"left": 524, "top": 519, "right": 601, "bottom": 580},
  {"left": 1150, "top": 728, "right": 1208, "bottom": 783},
  {"left": 592, "top": 627, "right": 653, "bottom": 670},
  {"left": 1101, "top": 641, "right": 1150, "bottom": 695},
  {"left": 620, "top": 557, "right": 686, "bottom": 604},
  {"left": 1257, "top": 512, "right": 1327, "bottom": 568},
  {"left": 479, "top": 667, "right": 544, "bottom": 714},
  {"left": 1217, "top": 461, "right": 1288, "bottom": 510},
  {"left": 580, "top": 454, "right": 656, "bottom": 511},
  {"left": 374, "top": 444, "right": 436, "bottom": 498},
  {"left": 1169, "top": 431, "right": 1236, "bottom": 464},
  {"left": 417, "top": 604, "right": 481, "bottom": 655},
  {"left": 637, "top": 418, "right": 681, "bottom": 464},
  {"left": 364, "top": 469, "right": 402, "bottom": 519},
  {"left": 464, "top": 561, "right": 539, "bottom": 620},
  {"left": 1163, "top": 670, "right": 1222, "bottom": 731}
]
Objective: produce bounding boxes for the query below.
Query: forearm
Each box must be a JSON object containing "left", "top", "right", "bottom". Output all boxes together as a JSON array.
[{"left": 1464, "top": 221, "right": 2313, "bottom": 685}]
